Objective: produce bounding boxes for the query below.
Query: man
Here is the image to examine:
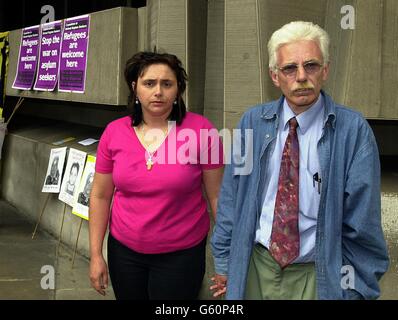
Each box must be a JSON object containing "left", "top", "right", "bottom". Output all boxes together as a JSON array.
[{"left": 210, "top": 21, "right": 389, "bottom": 300}]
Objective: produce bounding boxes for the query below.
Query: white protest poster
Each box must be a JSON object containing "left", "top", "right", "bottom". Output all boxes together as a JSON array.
[
  {"left": 72, "top": 155, "right": 95, "bottom": 220},
  {"left": 58, "top": 148, "right": 86, "bottom": 206},
  {"left": 42, "top": 147, "right": 67, "bottom": 193}
]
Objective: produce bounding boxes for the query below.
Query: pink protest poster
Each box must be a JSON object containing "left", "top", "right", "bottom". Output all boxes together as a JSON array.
[
  {"left": 58, "top": 14, "right": 90, "bottom": 93},
  {"left": 12, "top": 25, "right": 40, "bottom": 90},
  {"left": 33, "top": 21, "right": 62, "bottom": 91}
]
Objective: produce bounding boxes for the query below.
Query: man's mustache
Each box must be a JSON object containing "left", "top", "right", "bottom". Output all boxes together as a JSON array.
[{"left": 292, "top": 83, "right": 314, "bottom": 92}]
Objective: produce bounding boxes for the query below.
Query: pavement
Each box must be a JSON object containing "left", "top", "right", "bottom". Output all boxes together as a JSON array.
[
  {"left": 0, "top": 200, "right": 115, "bottom": 300},
  {"left": 1, "top": 195, "right": 397, "bottom": 300}
]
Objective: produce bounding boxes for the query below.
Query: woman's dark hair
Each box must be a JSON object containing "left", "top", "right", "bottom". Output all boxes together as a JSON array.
[{"left": 124, "top": 51, "right": 188, "bottom": 126}]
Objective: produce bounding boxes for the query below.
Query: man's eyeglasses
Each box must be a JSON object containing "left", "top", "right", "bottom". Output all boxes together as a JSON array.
[{"left": 277, "top": 61, "right": 323, "bottom": 78}]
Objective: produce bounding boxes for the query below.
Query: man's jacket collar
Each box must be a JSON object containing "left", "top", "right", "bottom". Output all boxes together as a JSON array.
[{"left": 260, "top": 90, "right": 336, "bottom": 129}]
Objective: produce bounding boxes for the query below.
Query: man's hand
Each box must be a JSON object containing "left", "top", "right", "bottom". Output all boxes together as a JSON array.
[{"left": 210, "top": 273, "right": 227, "bottom": 298}]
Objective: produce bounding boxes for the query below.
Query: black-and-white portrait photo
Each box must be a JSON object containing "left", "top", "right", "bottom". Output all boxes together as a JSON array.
[
  {"left": 45, "top": 156, "right": 60, "bottom": 185},
  {"left": 64, "top": 162, "right": 80, "bottom": 196},
  {"left": 42, "top": 147, "right": 67, "bottom": 193},
  {"left": 58, "top": 148, "right": 87, "bottom": 206},
  {"left": 77, "top": 171, "right": 93, "bottom": 206},
  {"left": 72, "top": 155, "right": 96, "bottom": 220}
]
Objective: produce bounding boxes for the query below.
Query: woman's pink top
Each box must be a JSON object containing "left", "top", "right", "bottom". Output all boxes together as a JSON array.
[{"left": 95, "top": 112, "right": 224, "bottom": 254}]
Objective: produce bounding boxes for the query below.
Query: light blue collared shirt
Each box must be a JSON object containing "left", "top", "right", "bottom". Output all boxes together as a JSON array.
[{"left": 255, "top": 94, "right": 324, "bottom": 263}]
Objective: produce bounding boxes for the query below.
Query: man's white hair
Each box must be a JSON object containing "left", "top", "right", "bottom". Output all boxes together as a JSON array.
[{"left": 268, "top": 21, "right": 330, "bottom": 71}]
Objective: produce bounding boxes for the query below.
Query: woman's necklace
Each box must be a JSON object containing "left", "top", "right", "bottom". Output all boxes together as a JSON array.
[
  {"left": 146, "top": 151, "right": 154, "bottom": 170},
  {"left": 136, "top": 124, "right": 168, "bottom": 171}
]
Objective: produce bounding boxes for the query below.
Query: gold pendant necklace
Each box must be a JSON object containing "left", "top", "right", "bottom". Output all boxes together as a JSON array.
[
  {"left": 136, "top": 124, "right": 168, "bottom": 171},
  {"left": 146, "top": 152, "right": 154, "bottom": 170}
]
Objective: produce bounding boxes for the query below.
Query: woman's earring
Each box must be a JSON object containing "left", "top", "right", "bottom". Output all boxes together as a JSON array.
[
  {"left": 135, "top": 98, "right": 139, "bottom": 105},
  {"left": 173, "top": 100, "right": 177, "bottom": 105}
]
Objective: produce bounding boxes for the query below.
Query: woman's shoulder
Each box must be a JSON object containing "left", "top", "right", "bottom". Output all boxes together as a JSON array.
[
  {"left": 182, "top": 112, "right": 216, "bottom": 129},
  {"left": 104, "top": 115, "right": 132, "bottom": 132},
  {"left": 184, "top": 111, "right": 207, "bottom": 121}
]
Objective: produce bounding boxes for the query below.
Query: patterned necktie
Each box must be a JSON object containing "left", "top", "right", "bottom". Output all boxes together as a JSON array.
[{"left": 269, "top": 117, "right": 300, "bottom": 269}]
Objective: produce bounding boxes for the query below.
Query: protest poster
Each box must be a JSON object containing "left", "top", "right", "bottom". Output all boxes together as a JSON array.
[
  {"left": 33, "top": 20, "right": 62, "bottom": 91},
  {"left": 58, "top": 148, "right": 86, "bottom": 206},
  {"left": 58, "top": 14, "right": 90, "bottom": 93},
  {"left": 12, "top": 25, "right": 40, "bottom": 90},
  {"left": 42, "top": 147, "right": 67, "bottom": 193},
  {"left": 72, "top": 155, "right": 96, "bottom": 220}
]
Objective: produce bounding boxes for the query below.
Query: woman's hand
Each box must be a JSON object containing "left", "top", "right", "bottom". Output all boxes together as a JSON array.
[
  {"left": 210, "top": 273, "right": 227, "bottom": 298},
  {"left": 88, "top": 172, "right": 114, "bottom": 296},
  {"left": 89, "top": 255, "right": 109, "bottom": 296}
]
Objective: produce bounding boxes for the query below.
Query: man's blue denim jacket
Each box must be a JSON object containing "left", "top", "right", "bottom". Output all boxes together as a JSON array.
[{"left": 211, "top": 91, "right": 389, "bottom": 300}]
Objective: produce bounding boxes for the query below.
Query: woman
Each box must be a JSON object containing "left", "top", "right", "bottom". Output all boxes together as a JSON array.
[{"left": 89, "top": 51, "right": 224, "bottom": 300}]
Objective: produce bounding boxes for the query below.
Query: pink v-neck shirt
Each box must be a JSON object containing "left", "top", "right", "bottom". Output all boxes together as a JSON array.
[{"left": 96, "top": 112, "right": 224, "bottom": 254}]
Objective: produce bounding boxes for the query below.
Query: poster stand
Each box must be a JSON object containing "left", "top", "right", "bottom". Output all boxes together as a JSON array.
[
  {"left": 71, "top": 218, "right": 83, "bottom": 268},
  {"left": 6, "top": 97, "right": 24, "bottom": 125},
  {"left": 56, "top": 203, "right": 67, "bottom": 257},
  {"left": 32, "top": 193, "right": 51, "bottom": 239}
]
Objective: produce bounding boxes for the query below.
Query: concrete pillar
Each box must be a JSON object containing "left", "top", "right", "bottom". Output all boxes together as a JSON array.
[
  {"left": 324, "top": 0, "right": 384, "bottom": 118},
  {"left": 206, "top": 0, "right": 398, "bottom": 125},
  {"left": 224, "top": 0, "right": 263, "bottom": 130},
  {"left": 258, "top": 0, "right": 327, "bottom": 103},
  {"left": 204, "top": 0, "right": 224, "bottom": 130},
  {"left": 137, "top": 7, "right": 148, "bottom": 52},
  {"left": 222, "top": 0, "right": 326, "bottom": 129},
  {"left": 324, "top": 0, "right": 398, "bottom": 119},
  {"left": 380, "top": 0, "right": 398, "bottom": 119},
  {"left": 145, "top": 0, "right": 208, "bottom": 115}
]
